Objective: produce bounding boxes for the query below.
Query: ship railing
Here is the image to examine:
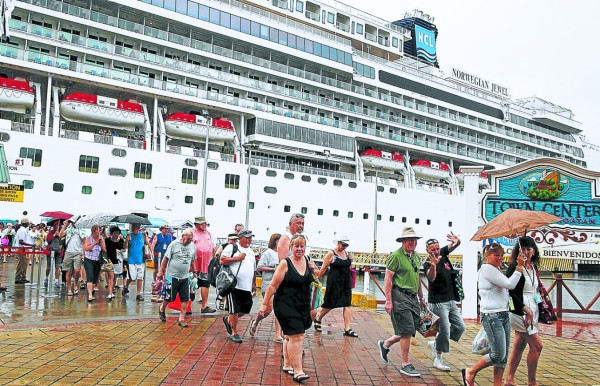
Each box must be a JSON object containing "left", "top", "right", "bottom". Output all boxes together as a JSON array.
[
  {"left": 127, "top": 139, "right": 144, "bottom": 149},
  {"left": 166, "top": 145, "right": 182, "bottom": 155},
  {"left": 10, "top": 122, "right": 33, "bottom": 133},
  {"left": 60, "top": 129, "right": 79, "bottom": 140},
  {"left": 248, "top": 157, "right": 355, "bottom": 180},
  {"left": 94, "top": 134, "right": 113, "bottom": 145},
  {"left": 220, "top": 153, "right": 235, "bottom": 162}
]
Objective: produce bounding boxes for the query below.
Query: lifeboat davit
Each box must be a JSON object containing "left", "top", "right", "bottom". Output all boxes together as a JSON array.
[
  {"left": 164, "top": 113, "right": 235, "bottom": 142},
  {"left": 60, "top": 93, "right": 144, "bottom": 130},
  {"left": 455, "top": 170, "right": 489, "bottom": 186},
  {"left": 360, "top": 150, "right": 405, "bottom": 172},
  {"left": 411, "top": 160, "right": 450, "bottom": 181},
  {"left": 0, "top": 76, "right": 35, "bottom": 112}
]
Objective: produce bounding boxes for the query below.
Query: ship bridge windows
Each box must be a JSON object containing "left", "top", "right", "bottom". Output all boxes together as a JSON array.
[
  {"left": 181, "top": 168, "right": 198, "bottom": 184},
  {"left": 134, "top": 162, "right": 152, "bottom": 179},
  {"left": 79, "top": 155, "right": 99, "bottom": 173},
  {"left": 19, "top": 147, "right": 42, "bottom": 167}
]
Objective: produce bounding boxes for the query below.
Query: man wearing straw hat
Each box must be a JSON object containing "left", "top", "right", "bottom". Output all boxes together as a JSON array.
[{"left": 377, "top": 227, "right": 424, "bottom": 378}]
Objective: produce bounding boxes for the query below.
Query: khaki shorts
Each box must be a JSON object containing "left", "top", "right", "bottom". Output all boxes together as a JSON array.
[
  {"left": 390, "top": 287, "right": 420, "bottom": 337},
  {"left": 62, "top": 252, "right": 82, "bottom": 272}
]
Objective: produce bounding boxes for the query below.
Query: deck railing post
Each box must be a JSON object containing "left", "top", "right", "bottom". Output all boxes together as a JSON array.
[{"left": 556, "top": 273, "right": 563, "bottom": 319}]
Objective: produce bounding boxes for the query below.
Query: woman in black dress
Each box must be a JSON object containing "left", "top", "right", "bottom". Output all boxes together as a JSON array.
[
  {"left": 258, "top": 235, "right": 317, "bottom": 383},
  {"left": 313, "top": 236, "right": 357, "bottom": 337}
]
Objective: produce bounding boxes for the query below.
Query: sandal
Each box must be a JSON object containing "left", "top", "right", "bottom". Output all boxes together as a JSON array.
[
  {"left": 313, "top": 319, "right": 322, "bottom": 332},
  {"left": 67, "top": 292, "right": 74, "bottom": 296},
  {"left": 282, "top": 368, "right": 294, "bottom": 375},
  {"left": 343, "top": 329, "right": 359, "bottom": 338},
  {"left": 249, "top": 319, "right": 258, "bottom": 337},
  {"left": 73, "top": 289, "right": 79, "bottom": 295},
  {"left": 177, "top": 320, "right": 189, "bottom": 328},
  {"left": 462, "top": 369, "right": 475, "bottom": 386},
  {"left": 159, "top": 307, "right": 166, "bottom": 322},
  {"left": 87, "top": 297, "right": 95, "bottom": 302},
  {"left": 293, "top": 372, "right": 310, "bottom": 383}
]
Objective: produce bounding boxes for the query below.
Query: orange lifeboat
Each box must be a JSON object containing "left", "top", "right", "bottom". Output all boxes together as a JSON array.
[
  {"left": 0, "top": 76, "right": 35, "bottom": 111},
  {"left": 164, "top": 113, "right": 235, "bottom": 142},
  {"left": 411, "top": 160, "right": 450, "bottom": 180},
  {"left": 360, "top": 150, "right": 405, "bottom": 172},
  {"left": 60, "top": 92, "right": 144, "bottom": 129}
]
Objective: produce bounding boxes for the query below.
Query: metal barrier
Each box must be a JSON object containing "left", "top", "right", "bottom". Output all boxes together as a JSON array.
[{"left": 546, "top": 273, "right": 600, "bottom": 317}]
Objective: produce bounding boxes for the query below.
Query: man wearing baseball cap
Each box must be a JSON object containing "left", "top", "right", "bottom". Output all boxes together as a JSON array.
[
  {"left": 377, "top": 227, "right": 424, "bottom": 377},
  {"left": 192, "top": 216, "right": 216, "bottom": 313}
]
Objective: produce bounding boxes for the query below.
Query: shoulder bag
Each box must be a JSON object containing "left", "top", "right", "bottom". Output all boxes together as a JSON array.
[
  {"left": 535, "top": 266, "right": 558, "bottom": 324},
  {"left": 100, "top": 250, "right": 113, "bottom": 272}
]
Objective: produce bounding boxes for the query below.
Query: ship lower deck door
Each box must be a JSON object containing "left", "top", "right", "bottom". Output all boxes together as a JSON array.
[
  {"left": 154, "top": 187, "right": 175, "bottom": 210},
  {"left": 0, "top": 144, "right": 10, "bottom": 183}
]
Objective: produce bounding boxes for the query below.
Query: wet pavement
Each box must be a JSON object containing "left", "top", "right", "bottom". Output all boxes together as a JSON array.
[{"left": 1, "top": 259, "right": 600, "bottom": 384}]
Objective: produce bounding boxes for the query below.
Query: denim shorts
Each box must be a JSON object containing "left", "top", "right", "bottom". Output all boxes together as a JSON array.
[{"left": 481, "top": 311, "right": 511, "bottom": 368}]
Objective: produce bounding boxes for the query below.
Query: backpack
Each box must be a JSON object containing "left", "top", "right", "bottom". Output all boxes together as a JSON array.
[
  {"left": 49, "top": 236, "right": 61, "bottom": 253},
  {"left": 208, "top": 243, "right": 238, "bottom": 288}
]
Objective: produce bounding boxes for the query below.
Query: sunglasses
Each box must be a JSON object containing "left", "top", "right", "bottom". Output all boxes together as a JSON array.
[
  {"left": 290, "top": 213, "right": 305, "bottom": 222},
  {"left": 341, "top": 243, "right": 349, "bottom": 248},
  {"left": 291, "top": 234, "right": 306, "bottom": 240},
  {"left": 426, "top": 239, "right": 438, "bottom": 247}
]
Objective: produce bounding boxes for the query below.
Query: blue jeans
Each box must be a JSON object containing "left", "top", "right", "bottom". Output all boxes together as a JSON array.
[
  {"left": 481, "top": 311, "right": 511, "bottom": 368},
  {"left": 429, "top": 301, "right": 465, "bottom": 353}
]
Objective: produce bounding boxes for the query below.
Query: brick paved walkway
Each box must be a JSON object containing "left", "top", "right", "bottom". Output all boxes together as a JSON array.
[{"left": 0, "top": 309, "right": 598, "bottom": 385}]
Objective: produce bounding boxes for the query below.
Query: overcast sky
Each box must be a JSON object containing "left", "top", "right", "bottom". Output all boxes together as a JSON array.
[{"left": 340, "top": 0, "right": 600, "bottom": 147}]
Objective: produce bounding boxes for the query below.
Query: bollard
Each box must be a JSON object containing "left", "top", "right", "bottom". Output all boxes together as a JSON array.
[
  {"left": 34, "top": 251, "right": 44, "bottom": 290},
  {"left": 26, "top": 247, "right": 37, "bottom": 286},
  {"left": 556, "top": 273, "right": 563, "bottom": 319},
  {"left": 42, "top": 252, "right": 58, "bottom": 298},
  {"left": 363, "top": 265, "right": 370, "bottom": 293}
]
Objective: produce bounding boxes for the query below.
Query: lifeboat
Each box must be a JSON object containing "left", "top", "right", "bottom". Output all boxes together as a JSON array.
[
  {"left": 360, "top": 150, "right": 405, "bottom": 172},
  {"left": 60, "top": 92, "right": 144, "bottom": 130},
  {"left": 455, "top": 170, "right": 489, "bottom": 186},
  {"left": 411, "top": 160, "right": 450, "bottom": 180},
  {"left": 0, "top": 76, "right": 35, "bottom": 112},
  {"left": 164, "top": 113, "right": 235, "bottom": 142}
]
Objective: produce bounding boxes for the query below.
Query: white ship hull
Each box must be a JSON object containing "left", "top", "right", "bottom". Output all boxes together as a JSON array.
[
  {"left": 361, "top": 155, "right": 405, "bottom": 172},
  {"left": 164, "top": 121, "right": 235, "bottom": 143},
  {"left": 60, "top": 101, "right": 144, "bottom": 130}
]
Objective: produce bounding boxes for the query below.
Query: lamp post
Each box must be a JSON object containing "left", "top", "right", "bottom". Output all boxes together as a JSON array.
[
  {"left": 244, "top": 143, "right": 259, "bottom": 229},
  {"left": 200, "top": 120, "right": 211, "bottom": 216},
  {"left": 373, "top": 168, "right": 379, "bottom": 254}
]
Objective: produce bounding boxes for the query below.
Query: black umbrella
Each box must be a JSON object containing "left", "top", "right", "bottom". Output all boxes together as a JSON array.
[{"left": 111, "top": 214, "right": 152, "bottom": 225}]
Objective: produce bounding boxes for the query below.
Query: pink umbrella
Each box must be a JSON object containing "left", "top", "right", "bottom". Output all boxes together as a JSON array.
[{"left": 40, "top": 211, "right": 73, "bottom": 220}]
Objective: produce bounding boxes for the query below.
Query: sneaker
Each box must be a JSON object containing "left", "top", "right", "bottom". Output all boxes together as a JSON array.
[
  {"left": 433, "top": 358, "right": 451, "bottom": 371},
  {"left": 201, "top": 306, "right": 216, "bottom": 313},
  {"left": 428, "top": 340, "right": 436, "bottom": 357},
  {"left": 44, "top": 279, "right": 48, "bottom": 287},
  {"left": 55, "top": 281, "right": 60, "bottom": 288},
  {"left": 222, "top": 316, "right": 232, "bottom": 335},
  {"left": 229, "top": 334, "right": 243, "bottom": 343},
  {"left": 377, "top": 340, "right": 390, "bottom": 363},
  {"left": 122, "top": 288, "right": 129, "bottom": 296},
  {"left": 400, "top": 364, "right": 421, "bottom": 377},
  {"left": 136, "top": 294, "right": 144, "bottom": 301}
]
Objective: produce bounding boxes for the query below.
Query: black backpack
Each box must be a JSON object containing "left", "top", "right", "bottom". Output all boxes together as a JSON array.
[{"left": 208, "top": 243, "right": 238, "bottom": 287}]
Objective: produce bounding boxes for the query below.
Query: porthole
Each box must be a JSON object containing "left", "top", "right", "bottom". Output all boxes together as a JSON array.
[
  {"left": 427, "top": 219, "right": 431, "bottom": 225},
  {"left": 377, "top": 214, "right": 381, "bottom": 221},
  {"left": 108, "top": 168, "right": 127, "bottom": 177},
  {"left": 377, "top": 186, "right": 384, "bottom": 192},
  {"left": 317, "top": 209, "right": 323, "bottom": 215},
  {"left": 266, "top": 170, "right": 277, "bottom": 177},
  {"left": 228, "top": 200, "right": 235, "bottom": 207},
  {"left": 249, "top": 202, "right": 255, "bottom": 209},
  {"left": 333, "top": 179, "right": 342, "bottom": 187},
  {"left": 52, "top": 183, "right": 64, "bottom": 192},
  {"left": 111, "top": 148, "right": 127, "bottom": 157},
  {"left": 0, "top": 132, "right": 10, "bottom": 142},
  {"left": 415, "top": 218, "right": 420, "bottom": 224},
  {"left": 390, "top": 188, "right": 397, "bottom": 194},
  {"left": 264, "top": 186, "right": 277, "bottom": 194},
  {"left": 185, "top": 158, "right": 198, "bottom": 167},
  {"left": 250, "top": 168, "right": 258, "bottom": 175},
  {"left": 301, "top": 175, "right": 311, "bottom": 182},
  {"left": 317, "top": 177, "right": 327, "bottom": 185},
  {"left": 402, "top": 217, "right": 407, "bottom": 223},
  {"left": 207, "top": 198, "right": 214, "bottom": 205},
  {"left": 349, "top": 182, "right": 357, "bottom": 188},
  {"left": 23, "top": 180, "right": 34, "bottom": 189},
  {"left": 448, "top": 221, "right": 453, "bottom": 227},
  {"left": 348, "top": 212, "right": 353, "bottom": 218},
  {"left": 333, "top": 210, "right": 339, "bottom": 217},
  {"left": 301, "top": 207, "right": 307, "bottom": 214},
  {"left": 135, "top": 191, "right": 144, "bottom": 199},
  {"left": 82, "top": 186, "right": 92, "bottom": 195},
  {"left": 207, "top": 161, "right": 219, "bottom": 170},
  {"left": 284, "top": 172, "right": 294, "bottom": 180},
  {"left": 185, "top": 195, "right": 193, "bottom": 203},
  {"left": 390, "top": 216, "right": 395, "bottom": 222},
  {"left": 363, "top": 213, "right": 368, "bottom": 219},
  {"left": 284, "top": 205, "right": 291, "bottom": 212}
]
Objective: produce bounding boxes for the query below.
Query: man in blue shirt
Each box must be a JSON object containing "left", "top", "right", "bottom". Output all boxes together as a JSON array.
[
  {"left": 152, "top": 224, "right": 174, "bottom": 283},
  {"left": 123, "top": 224, "right": 149, "bottom": 300}
]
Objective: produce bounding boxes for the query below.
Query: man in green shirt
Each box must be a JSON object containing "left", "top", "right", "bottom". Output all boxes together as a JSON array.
[{"left": 378, "top": 227, "right": 424, "bottom": 378}]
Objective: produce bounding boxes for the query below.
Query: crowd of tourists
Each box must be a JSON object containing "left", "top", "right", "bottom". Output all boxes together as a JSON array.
[{"left": 0, "top": 215, "right": 544, "bottom": 384}]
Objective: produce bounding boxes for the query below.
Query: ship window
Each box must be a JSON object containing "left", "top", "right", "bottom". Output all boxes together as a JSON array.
[
  {"left": 402, "top": 217, "right": 407, "bottom": 223},
  {"left": 333, "top": 180, "right": 342, "bottom": 187},
  {"left": 448, "top": 221, "right": 452, "bottom": 227},
  {"left": 208, "top": 162, "right": 219, "bottom": 170},
  {"left": 363, "top": 213, "right": 368, "bottom": 219},
  {"left": 317, "top": 178, "right": 327, "bottom": 185},
  {"left": 206, "top": 197, "right": 214, "bottom": 205},
  {"left": 301, "top": 207, "right": 307, "bottom": 214},
  {"left": 134, "top": 162, "right": 152, "bottom": 179},
  {"left": 349, "top": 182, "right": 357, "bottom": 188},
  {"left": 79, "top": 155, "right": 99, "bottom": 173},
  {"left": 225, "top": 174, "right": 240, "bottom": 189},
  {"left": 415, "top": 218, "right": 420, "bottom": 224},
  {"left": 264, "top": 186, "right": 277, "bottom": 194},
  {"left": 377, "top": 186, "right": 384, "bottom": 192},
  {"left": 318, "top": 209, "right": 323, "bottom": 215},
  {"left": 228, "top": 200, "right": 235, "bottom": 208},
  {"left": 249, "top": 202, "right": 254, "bottom": 209},
  {"left": 23, "top": 180, "right": 34, "bottom": 189},
  {"left": 185, "top": 158, "right": 198, "bottom": 167},
  {"left": 390, "top": 188, "right": 397, "bottom": 194},
  {"left": 348, "top": 212, "right": 353, "bottom": 218},
  {"left": 231, "top": 15, "right": 241, "bottom": 31},
  {"left": 296, "top": 0, "right": 303, "bottom": 12},
  {"left": 108, "top": 168, "right": 127, "bottom": 177},
  {"left": 392, "top": 37, "right": 398, "bottom": 48},
  {"left": 301, "top": 175, "right": 311, "bottom": 182},
  {"left": 240, "top": 17, "right": 250, "bottom": 34},
  {"left": 356, "top": 23, "right": 363, "bottom": 34},
  {"left": 181, "top": 168, "right": 198, "bottom": 184},
  {"left": 52, "top": 183, "right": 64, "bottom": 192},
  {"left": 111, "top": 148, "right": 127, "bottom": 157},
  {"left": 20, "top": 147, "right": 42, "bottom": 167},
  {"left": 250, "top": 168, "right": 258, "bottom": 175},
  {"left": 333, "top": 210, "right": 339, "bottom": 217},
  {"left": 220, "top": 11, "right": 231, "bottom": 28},
  {"left": 284, "top": 205, "right": 290, "bottom": 212},
  {"left": 377, "top": 214, "right": 381, "bottom": 221},
  {"left": 198, "top": 4, "right": 209, "bottom": 21},
  {"left": 135, "top": 191, "right": 144, "bottom": 199},
  {"left": 82, "top": 186, "right": 92, "bottom": 195},
  {"left": 184, "top": 195, "right": 193, "bottom": 203},
  {"left": 187, "top": 1, "right": 198, "bottom": 17},
  {"left": 390, "top": 216, "right": 395, "bottom": 222},
  {"left": 0, "top": 132, "right": 10, "bottom": 141},
  {"left": 427, "top": 219, "right": 431, "bottom": 225},
  {"left": 266, "top": 170, "right": 277, "bottom": 177},
  {"left": 209, "top": 8, "right": 220, "bottom": 24},
  {"left": 284, "top": 173, "right": 294, "bottom": 180}
]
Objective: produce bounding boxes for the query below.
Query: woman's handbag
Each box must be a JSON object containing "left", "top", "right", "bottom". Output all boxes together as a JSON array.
[
  {"left": 417, "top": 305, "right": 440, "bottom": 337},
  {"left": 535, "top": 268, "right": 558, "bottom": 324},
  {"left": 349, "top": 267, "right": 357, "bottom": 289},
  {"left": 451, "top": 270, "right": 464, "bottom": 302},
  {"left": 100, "top": 250, "right": 113, "bottom": 272},
  {"left": 472, "top": 327, "right": 490, "bottom": 355}
]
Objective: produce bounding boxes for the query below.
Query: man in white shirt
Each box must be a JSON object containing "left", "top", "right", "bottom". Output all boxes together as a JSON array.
[
  {"left": 15, "top": 219, "right": 33, "bottom": 283},
  {"left": 221, "top": 229, "right": 256, "bottom": 343}
]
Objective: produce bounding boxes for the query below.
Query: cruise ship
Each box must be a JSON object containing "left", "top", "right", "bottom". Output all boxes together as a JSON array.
[{"left": 0, "top": 0, "right": 597, "bottom": 252}]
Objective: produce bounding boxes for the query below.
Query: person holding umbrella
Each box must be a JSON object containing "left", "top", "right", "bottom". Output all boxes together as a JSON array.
[
  {"left": 463, "top": 243, "right": 525, "bottom": 386},
  {"left": 82, "top": 225, "right": 107, "bottom": 302}
]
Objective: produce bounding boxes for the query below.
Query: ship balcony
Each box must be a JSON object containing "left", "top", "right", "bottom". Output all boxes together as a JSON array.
[
  {"left": 305, "top": 10, "right": 320, "bottom": 22},
  {"left": 10, "top": 122, "right": 34, "bottom": 134},
  {"left": 365, "top": 32, "right": 377, "bottom": 42},
  {"left": 272, "top": 0, "right": 288, "bottom": 9},
  {"left": 531, "top": 109, "right": 583, "bottom": 134},
  {"left": 336, "top": 22, "right": 350, "bottom": 33},
  {"left": 247, "top": 157, "right": 355, "bottom": 180}
]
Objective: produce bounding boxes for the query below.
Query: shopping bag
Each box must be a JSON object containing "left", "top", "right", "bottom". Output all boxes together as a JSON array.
[
  {"left": 310, "top": 279, "right": 324, "bottom": 310},
  {"left": 472, "top": 327, "right": 490, "bottom": 355},
  {"left": 417, "top": 307, "right": 440, "bottom": 337}
]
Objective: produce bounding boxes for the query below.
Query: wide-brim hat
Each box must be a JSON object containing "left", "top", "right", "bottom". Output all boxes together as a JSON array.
[
  {"left": 194, "top": 216, "right": 208, "bottom": 225},
  {"left": 396, "top": 227, "right": 422, "bottom": 242},
  {"left": 333, "top": 235, "right": 353, "bottom": 245},
  {"left": 21, "top": 218, "right": 29, "bottom": 224},
  {"left": 238, "top": 229, "right": 255, "bottom": 238}
]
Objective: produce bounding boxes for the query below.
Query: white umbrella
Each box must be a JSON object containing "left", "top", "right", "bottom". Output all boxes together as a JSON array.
[{"left": 75, "top": 212, "right": 117, "bottom": 229}]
